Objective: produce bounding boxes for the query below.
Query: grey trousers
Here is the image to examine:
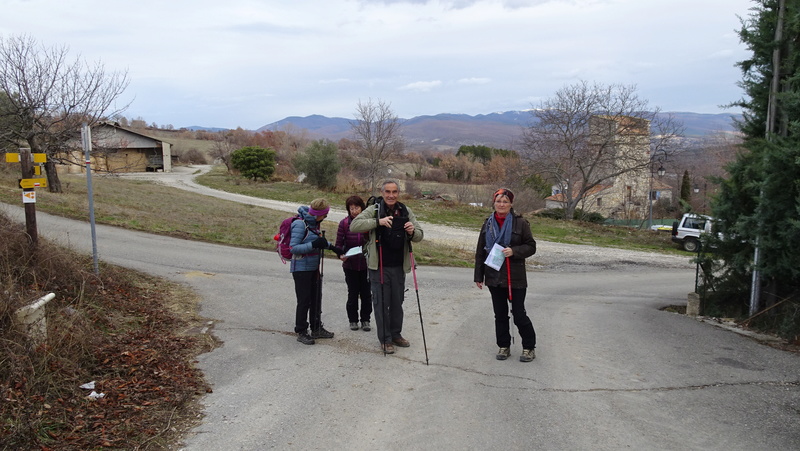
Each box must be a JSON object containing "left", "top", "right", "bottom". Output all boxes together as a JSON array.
[{"left": 369, "top": 266, "right": 406, "bottom": 344}]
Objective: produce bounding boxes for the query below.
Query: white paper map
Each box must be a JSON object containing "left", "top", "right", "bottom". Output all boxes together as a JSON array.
[
  {"left": 484, "top": 243, "right": 505, "bottom": 271},
  {"left": 344, "top": 247, "right": 363, "bottom": 257}
]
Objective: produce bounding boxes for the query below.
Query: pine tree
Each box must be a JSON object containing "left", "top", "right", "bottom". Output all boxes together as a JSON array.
[{"left": 701, "top": 0, "right": 800, "bottom": 336}]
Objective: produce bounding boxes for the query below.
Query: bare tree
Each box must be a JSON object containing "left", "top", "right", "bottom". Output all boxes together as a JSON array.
[
  {"left": 521, "top": 80, "right": 683, "bottom": 220},
  {"left": 404, "top": 151, "right": 429, "bottom": 179},
  {"left": 0, "top": 34, "right": 129, "bottom": 192},
  {"left": 210, "top": 130, "right": 251, "bottom": 171},
  {"left": 350, "top": 98, "right": 404, "bottom": 194}
]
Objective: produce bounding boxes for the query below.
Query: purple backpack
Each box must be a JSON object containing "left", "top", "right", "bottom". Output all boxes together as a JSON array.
[{"left": 274, "top": 215, "right": 308, "bottom": 264}]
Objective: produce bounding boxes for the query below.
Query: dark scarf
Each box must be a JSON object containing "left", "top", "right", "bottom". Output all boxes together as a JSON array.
[{"left": 484, "top": 211, "right": 513, "bottom": 252}]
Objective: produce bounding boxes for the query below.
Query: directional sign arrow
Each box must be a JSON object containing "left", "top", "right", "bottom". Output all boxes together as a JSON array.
[{"left": 19, "top": 178, "right": 47, "bottom": 189}]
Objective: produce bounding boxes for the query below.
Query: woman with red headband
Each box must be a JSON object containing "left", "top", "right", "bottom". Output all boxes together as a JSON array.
[{"left": 474, "top": 188, "right": 538, "bottom": 362}]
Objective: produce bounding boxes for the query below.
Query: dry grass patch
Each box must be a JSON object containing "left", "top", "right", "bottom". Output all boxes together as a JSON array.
[{"left": 0, "top": 211, "right": 216, "bottom": 450}]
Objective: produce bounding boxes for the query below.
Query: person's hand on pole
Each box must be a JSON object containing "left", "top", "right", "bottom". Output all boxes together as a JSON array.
[{"left": 311, "top": 236, "right": 328, "bottom": 249}]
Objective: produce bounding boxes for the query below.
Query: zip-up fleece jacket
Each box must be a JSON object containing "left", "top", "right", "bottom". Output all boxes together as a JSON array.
[
  {"left": 350, "top": 201, "right": 424, "bottom": 273},
  {"left": 473, "top": 211, "right": 537, "bottom": 288},
  {"left": 289, "top": 205, "right": 324, "bottom": 273}
]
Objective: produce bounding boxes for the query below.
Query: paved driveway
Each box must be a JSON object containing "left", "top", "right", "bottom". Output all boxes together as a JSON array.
[{"left": 2, "top": 171, "right": 797, "bottom": 450}]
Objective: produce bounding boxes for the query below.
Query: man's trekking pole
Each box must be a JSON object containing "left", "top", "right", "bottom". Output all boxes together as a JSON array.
[
  {"left": 409, "top": 241, "right": 429, "bottom": 365},
  {"left": 375, "top": 206, "right": 389, "bottom": 356}
]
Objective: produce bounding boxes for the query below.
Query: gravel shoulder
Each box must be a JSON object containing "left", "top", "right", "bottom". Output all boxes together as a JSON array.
[{"left": 117, "top": 165, "right": 695, "bottom": 272}]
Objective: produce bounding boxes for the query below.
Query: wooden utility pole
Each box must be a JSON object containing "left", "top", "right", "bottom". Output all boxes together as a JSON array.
[{"left": 19, "top": 148, "right": 38, "bottom": 248}]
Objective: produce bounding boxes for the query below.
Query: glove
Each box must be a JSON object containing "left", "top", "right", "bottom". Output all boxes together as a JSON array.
[
  {"left": 312, "top": 237, "right": 329, "bottom": 249},
  {"left": 329, "top": 245, "right": 344, "bottom": 256}
]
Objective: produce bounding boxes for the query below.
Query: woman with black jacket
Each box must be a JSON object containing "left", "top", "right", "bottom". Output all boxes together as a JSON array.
[{"left": 474, "top": 188, "right": 538, "bottom": 362}]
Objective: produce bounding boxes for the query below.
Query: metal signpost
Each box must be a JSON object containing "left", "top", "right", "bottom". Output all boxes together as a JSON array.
[{"left": 81, "top": 124, "right": 100, "bottom": 275}]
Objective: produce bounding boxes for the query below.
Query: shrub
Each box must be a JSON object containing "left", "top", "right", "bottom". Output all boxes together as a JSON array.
[
  {"left": 178, "top": 147, "right": 208, "bottom": 164},
  {"left": 231, "top": 146, "right": 276, "bottom": 181},
  {"left": 293, "top": 139, "right": 340, "bottom": 190},
  {"left": 535, "top": 208, "right": 605, "bottom": 223}
]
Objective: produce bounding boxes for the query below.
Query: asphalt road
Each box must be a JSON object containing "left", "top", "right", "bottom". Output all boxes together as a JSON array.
[{"left": 2, "top": 174, "right": 799, "bottom": 450}]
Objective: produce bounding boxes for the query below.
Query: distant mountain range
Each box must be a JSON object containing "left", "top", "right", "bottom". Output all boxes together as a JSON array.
[{"left": 196, "top": 111, "right": 741, "bottom": 151}]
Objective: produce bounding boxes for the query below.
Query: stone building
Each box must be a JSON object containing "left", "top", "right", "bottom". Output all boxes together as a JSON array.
[{"left": 544, "top": 115, "right": 672, "bottom": 219}]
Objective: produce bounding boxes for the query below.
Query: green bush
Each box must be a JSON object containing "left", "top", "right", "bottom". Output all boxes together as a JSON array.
[
  {"left": 293, "top": 139, "right": 340, "bottom": 190},
  {"left": 231, "top": 146, "right": 276, "bottom": 181},
  {"left": 535, "top": 208, "right": 605, "bottom": 223}
]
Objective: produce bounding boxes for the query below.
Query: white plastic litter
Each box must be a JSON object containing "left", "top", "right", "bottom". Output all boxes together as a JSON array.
[
  {"left": 79, "top": 381, "right": 96, "bottom": 390},
  {"left": 87, "top": 391, "right": 105, "bottom": 399}
]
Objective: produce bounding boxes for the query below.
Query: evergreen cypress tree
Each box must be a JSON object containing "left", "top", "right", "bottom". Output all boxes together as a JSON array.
[
  {"left": 701, "top": 0, "right": 800, "bottom": 336},
  {"left": 680, "top": 170, "right": 692, "bottom": 209}
]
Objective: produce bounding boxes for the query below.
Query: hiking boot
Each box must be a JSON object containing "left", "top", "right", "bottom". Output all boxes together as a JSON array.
[
  {"left": 496, "top": 347, "right": 510, "bottom": 360},
  {"left": 382, "top": 343, "right": 395, "bottom": 354},
  {"left": 361, "top": 321, "right": 371, "bottom": 331},
  {"left": 297, "top": 332, "right": 315, "bottom": 345},
  {"left": 392, "top": 336, "right": 410, "bottom": 347},
  {"left": 350, "top": 322, "right": 359, "bottom": 331},
  {"left": 520, "top": 348, "right": 535, "bottom": 362},
  {"left": 311, "top": 327, "right": 334, "bottom": 339}
]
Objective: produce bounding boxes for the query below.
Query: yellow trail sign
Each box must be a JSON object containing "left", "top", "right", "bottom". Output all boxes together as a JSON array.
[
  {"left": 5, "top": 153, "right": 47, "bottom": 163},
  {"left": 19, "top": 178, "right": 47, "bottom": 189}
]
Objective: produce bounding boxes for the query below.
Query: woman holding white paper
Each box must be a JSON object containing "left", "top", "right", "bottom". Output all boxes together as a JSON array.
[
  {"left": 336, "top": 195, "right": 373, "bottom": 332},
  {"left": 474, "top": 188, "right": 538, "bottom": 362}
]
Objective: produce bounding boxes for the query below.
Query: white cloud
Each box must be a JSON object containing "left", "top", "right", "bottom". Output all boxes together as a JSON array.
[
  {"left": 457, "top": 77, "right": 491, "bottom": 85},
  {"left": 398, "top": 81, "right": 444, "bottom": 92}
]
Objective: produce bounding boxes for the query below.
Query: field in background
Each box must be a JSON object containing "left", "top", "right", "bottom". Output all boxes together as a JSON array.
[{"left": 0, "top": 162, "right": 682, "bottom": 267}]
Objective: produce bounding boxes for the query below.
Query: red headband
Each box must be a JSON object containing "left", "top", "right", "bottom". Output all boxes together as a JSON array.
[{"left": 493, "top": 188, "right": 514, "bottom": 203}]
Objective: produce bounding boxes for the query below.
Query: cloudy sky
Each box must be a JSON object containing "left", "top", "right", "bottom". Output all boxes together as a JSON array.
[{"left": 2, "top": 0, "right": 755, "bottom": 130}]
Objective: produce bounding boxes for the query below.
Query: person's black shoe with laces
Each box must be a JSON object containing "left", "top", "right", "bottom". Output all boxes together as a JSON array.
[
  {"left": 297, "top": 332, "right": 315, "bottom": 345},
  {"left": 311, "top": 326, "right": 334, "bottom": 339}
]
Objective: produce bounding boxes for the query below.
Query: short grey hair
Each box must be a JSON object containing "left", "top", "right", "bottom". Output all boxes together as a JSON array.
[{"left": 381, "top": 179, "right": 400, "bottom": 192}]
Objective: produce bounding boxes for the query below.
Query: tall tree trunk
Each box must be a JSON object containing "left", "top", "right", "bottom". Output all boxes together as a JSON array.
[{"left": 44, "top": 160, "right": 62, "bottom": 193}]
